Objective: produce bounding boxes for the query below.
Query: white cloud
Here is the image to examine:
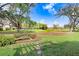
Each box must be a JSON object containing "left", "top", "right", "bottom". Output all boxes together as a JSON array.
[
  {"left": 39, "top": 19, "right": 45, "bottom": 24},
  {"left": 53, "top": 21, "right": 59, "bottom": 25},
  {"left": 48, "top": 8, "right": 57, "bottom": 14},
  {"left": 43, "top": 3, "right": 57, "bottom": 14},
  {"left": 43, "top": 4, "right": 52, "bottom": 10},
  {"left": 43, "top": 3, "right": 55, "bottom": 10}
]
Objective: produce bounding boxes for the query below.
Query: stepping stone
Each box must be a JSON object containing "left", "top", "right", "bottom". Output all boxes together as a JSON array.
[{"left": 35, "top": 43, "right": 42, "bottom": 56}]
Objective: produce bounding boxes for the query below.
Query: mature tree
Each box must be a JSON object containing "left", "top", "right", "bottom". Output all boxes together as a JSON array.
[
  {"left": 0, "top": 3, "right": 36, "bottom": 32},
  {"left": 53, "top": 24, "right": 59, "bottom": 29},
  {"left": 38, "top": 23, "right": 48, "bottom": 30},
  {"left": 64, "top": 24, "right": 70, "bottom": 29},
  {"left": 57, "top": 3, "right": 79, "bottom": 32},
  {"left": 25, "top": 17, "right": 37, "bottom": 29}
]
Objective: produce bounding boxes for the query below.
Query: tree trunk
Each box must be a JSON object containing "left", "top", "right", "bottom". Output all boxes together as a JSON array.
[
  {"left": 72, "top": 25, "right": 75, "bottom": 32},
  {"left": 69, "top": 16, "right": 73, "bottom": 32},
  {"left": 70, "top": 25, "right": 73, "bottom": 32},
  {"left": 72, "top": 19, "right": 76, "bottom": 32},
  {"left": 17, "top": 22, "right": 21, "bottom": 32},
  {"left": 69, "top": 17, "right": 77, "bottom": 32},
  {"left": 70, "top": 24, "right": 75, "bottom": 32}
]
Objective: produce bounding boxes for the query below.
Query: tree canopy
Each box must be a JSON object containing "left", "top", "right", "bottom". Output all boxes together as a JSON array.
[
  {"left": 57, "top": 3, "right": 79, "bottom": 32},
  {"left": 0, "top": 3, "right": 36, "bottom": 31}
]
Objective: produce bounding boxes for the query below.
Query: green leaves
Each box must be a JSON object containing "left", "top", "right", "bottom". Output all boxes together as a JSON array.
[
  {"left": 0, "top": 35, "right": 15, "bottom": 47},
  {"left": 0, "top": 3, "right": 36, "bottom": 31}
]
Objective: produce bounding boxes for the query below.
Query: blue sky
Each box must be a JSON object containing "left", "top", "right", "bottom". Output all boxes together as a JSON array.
[{"left": 29, "top": 3, "right": 69, "bottom": 27}]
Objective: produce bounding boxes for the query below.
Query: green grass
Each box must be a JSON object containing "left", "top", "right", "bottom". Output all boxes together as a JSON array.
[
  {"left": 0, "top": 43, "right": 37, "bottom": 56},
  {"left": 0, "top": 29, "right": 45, "bottom": 33},
  {"left": 0, "top": 32, "right": 79, "bottom": 56},
  {"left": 40, "top": 32, "right": 79, "bottom": 56},
  {"left": 40, "top": 32, "right": 79, "bottom": 42}
]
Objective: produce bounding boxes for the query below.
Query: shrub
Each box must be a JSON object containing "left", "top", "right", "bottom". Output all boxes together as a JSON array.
[
  {"left": 12, "top": 28, "right": 16, "bottom": 30},
  {"left": 45, "top": 29, "right": 53, "bottom": 32},
  {"left": 20, "top": 30, "right": 35, "bottom": 33},
  {"left": 6, "top": 28, "right": 10, "bottom": 31},
  {"left": 0, "top": 35, "right": 15, "bottom": 47},
  {"left": 0, "top": 28, "right": 3, "bottom": 31}
]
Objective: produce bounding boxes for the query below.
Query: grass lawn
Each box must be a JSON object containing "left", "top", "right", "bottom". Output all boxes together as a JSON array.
[
  {"left": 0, "top": 43, "right": 38, "bottom": 56},
  {"left": 0, "top": 32, "right": 79, "bottom": 56},
  {"left": 40, "top": 32, "right": 79, "bottom": 56}
]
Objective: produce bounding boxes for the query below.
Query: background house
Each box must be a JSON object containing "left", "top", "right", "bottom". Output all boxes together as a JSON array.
[{"left": 0, "top": 18, "right": 16, "bottom": 31}]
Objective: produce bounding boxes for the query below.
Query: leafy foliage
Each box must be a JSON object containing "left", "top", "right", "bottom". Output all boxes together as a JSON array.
[
  {"left": 56, "top": 3, "right": 79, "bottom": 31},
  {"left": 0, "top": 3, "right": 36, "bottom": 32},
  {"left": 0, "top": 35, "right": 15, "bottom": 47},
  {"left": 39, "top": 23, "right": 48, "bottom": 30}
]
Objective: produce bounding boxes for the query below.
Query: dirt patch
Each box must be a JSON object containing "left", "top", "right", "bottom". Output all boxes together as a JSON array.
[
  {"left": 37, "top": 32, "right": 73, "bottom": 36},
  {"left": 15, "top": 34, "right": 40, "bottom": 44},
  {"left": 15, "top": 32, "right": 74, "bottom": 44}
]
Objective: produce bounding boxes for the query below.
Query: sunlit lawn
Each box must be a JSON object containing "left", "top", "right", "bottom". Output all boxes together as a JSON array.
[{"left": 0, "top": 32, "right": 79, "bottom": 56}]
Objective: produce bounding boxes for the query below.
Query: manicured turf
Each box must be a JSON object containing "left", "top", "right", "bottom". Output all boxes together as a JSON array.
[
  {"left": 0, "top": 32, "right": 79, "bottom": 56},
  {"left": 40, "top": 32, "right": 79, "bottom": 56}
]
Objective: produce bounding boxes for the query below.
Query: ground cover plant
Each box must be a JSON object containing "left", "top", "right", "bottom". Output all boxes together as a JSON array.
[{"left": 0, "top": 35, "right": 15, "bottom": 47}]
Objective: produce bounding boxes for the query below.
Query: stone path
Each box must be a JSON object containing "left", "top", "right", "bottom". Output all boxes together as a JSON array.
[{"left": 35, "top": 42, "right": 42, "bottom": 56}]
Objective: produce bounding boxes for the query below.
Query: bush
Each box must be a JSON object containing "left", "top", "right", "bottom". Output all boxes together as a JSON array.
[
  {"left": 0, "top": 28, "right": 3, "bottom": 31},
  {"left": 12, "top": 28, "right": 16, "bottom": 30},
  {"left": 40, "top": 26, "right": 48, "bottom": 30},
  {"left": 0, "top": 35, "right": 15, "bottom": 47},
  {"left": 45, "top": 29, "right": 53, "bottom": 32},
  {"left": 20, "top": 30, "right": 35, "bottom": 33},
  {"left": 6, "top": 28, "right": 10, "bottom": 31}
]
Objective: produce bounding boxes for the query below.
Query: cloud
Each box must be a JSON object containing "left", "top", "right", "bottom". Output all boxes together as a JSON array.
[
  {"left": 43, "top": 4, "right": 53, "bottom": 10},
  {"left": 53, "top": 21, "right": 59, "bottom": 25},
  {"left": 39, "top": 19, "right": 45, "bottom": 24},
  {"left": 48, "top": 8, "right": 57, "bottom": 14},
  {"left": 43, "top": 3, "right": 55, "bottom": 10},
  {"left": 43, "top": 3, "right": 57, "bottom": 14}
]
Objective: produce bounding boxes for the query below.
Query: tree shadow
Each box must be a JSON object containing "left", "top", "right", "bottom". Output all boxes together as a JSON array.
[
  {"left": 13, "top": 44, "right": 37, "bottom": 56},
  {"left": 13, "top": 41, "right": 79, "bottom": 56},
  {"left": 41, "top": 41, "right": 79, "bottom": 56}
]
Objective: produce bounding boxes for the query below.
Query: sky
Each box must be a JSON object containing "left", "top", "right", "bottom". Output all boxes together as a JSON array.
[{"left": 29, "top": 3, "right": 69, "bottom": 27}]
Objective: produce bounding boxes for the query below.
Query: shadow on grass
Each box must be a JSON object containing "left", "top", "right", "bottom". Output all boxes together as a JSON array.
[
  {"left": 13, "top": 44, "right": 37, "bottom": 56},
  {"left": 41, "top": 41, "right": 79, "bottom": 56},
  {"left": 13, "top": 41, "right": 79, "bottom": 56}
]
